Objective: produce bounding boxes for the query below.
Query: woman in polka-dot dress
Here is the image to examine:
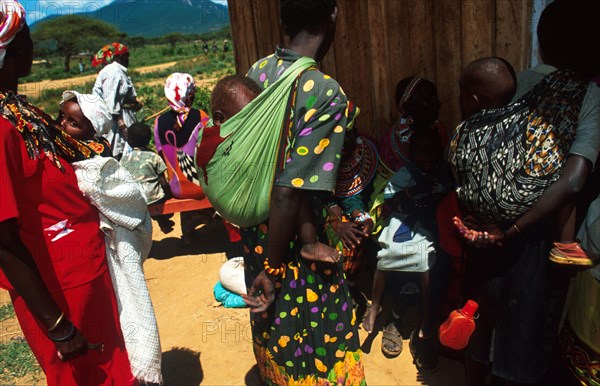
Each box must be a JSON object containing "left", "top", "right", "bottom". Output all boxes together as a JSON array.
[{"left": 241, "top": 0, "right": 366, "bottom": 384}]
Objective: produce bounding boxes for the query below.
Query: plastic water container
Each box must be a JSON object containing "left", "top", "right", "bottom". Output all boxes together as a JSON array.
[{"left": 438, "top": 299, "right": 478, "bottom": 350}]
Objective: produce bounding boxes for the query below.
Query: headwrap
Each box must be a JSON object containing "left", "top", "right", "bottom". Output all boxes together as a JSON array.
[
  {"left": 1, "top": 91, "right": 99, "bottom": 169},
  {"left": 92, "top": 42, "right": 129, "bottom": 67},
  {"left": 0, "top": 0, "right": 25, "bottom": 69},
  {"left": 398, "top": 76, "right": 423, "bottom": 110},
  {"left": 164, "top": 72, "right": 196, "bottom": 128},
  {"left": 60, "top": 90, "right": 113, "bottom": 136}
]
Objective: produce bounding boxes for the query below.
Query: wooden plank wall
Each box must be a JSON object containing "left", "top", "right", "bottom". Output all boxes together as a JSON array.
[{"left": 228, "top": 0, "right": 533, "bottom": 138}]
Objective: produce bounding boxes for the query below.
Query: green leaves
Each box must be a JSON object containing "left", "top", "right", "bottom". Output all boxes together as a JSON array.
[{"left": 32, "top": 16, "right": 121, "bottom": 72}]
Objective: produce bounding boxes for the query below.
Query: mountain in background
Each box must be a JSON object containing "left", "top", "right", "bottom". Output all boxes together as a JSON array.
[{"left": 32, "top": 0, "right": 229, "bottom": 37}]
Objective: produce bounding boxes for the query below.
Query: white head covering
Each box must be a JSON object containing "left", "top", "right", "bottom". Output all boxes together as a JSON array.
[
  {"left": 164, "top": 72, "right": 195, "bottom": 127},
  {"left": 0, "top": 0, "right": 25, "bottom": 70},
  {"left": 61, "top": 90, "right": 113, "bottom": 135}
]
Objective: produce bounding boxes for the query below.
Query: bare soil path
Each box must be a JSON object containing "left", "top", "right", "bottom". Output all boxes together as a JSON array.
[
  {"left": 1, "top": 215, "right": 466, "bottom": 385},
  {"left": 19, "top": 61, "right": 179, "bottom": 98}
]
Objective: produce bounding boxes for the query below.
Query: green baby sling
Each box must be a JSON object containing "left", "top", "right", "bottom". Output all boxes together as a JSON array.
[{"left": 195, "top": 57, "right": 316, "bottom": 227}]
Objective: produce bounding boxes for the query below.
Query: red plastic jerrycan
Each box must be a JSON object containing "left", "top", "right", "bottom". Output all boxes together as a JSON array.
[{"left": 438, "top": 300, "right": 478, "bottom": 350}]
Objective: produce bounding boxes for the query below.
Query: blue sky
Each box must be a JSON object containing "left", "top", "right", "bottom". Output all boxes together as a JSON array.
[{"left": 22, "top": 0, "right": 228, "bottom": 25}]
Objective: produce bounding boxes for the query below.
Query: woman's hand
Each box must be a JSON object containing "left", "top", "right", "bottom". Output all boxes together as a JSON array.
[
  {"left": 334, "top": 220, "right": 366, "bottom": 250},
  {"left": 49, "top": 321, "right": 88, "bottom": 361},
  {"left": 453, "top": 216, "right": 504, "bottom": 248},
  {"left": 242, "top": 271, "right": 275, "bottom": 313},
  {"left": 358, "top": 218, "right": 374, "bottom": 237}
]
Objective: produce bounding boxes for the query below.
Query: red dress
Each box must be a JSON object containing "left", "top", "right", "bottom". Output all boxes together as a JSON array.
[{"left": 0, "top": 117, "right": 135, "bottom": 385}]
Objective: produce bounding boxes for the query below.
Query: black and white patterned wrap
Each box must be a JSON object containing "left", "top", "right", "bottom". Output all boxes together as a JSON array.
[
  {"left": 177, "top": 150, "right": 200, "bottom": 185},
  {"left": 450, "top": 70, "right": 587, "bottom": 223}
]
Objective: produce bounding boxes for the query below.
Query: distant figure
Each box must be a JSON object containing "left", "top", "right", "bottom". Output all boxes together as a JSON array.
[
  {"left": 78, "top": 57, "right": 84, "bottom": 73},
  {"left": 223, "top": 39, "right": 229, "bottom": 53},
  {"left": 92, "top": 42, "right": 142, "bottom": 159},
  {"left": 211, "top": 40, "right": 218, "bottom": 53},
  {"left": 202, "top": 40, "right": 208, "bottom": 55}
]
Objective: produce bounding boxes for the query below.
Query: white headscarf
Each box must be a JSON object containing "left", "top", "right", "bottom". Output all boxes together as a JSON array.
[
  {"left": 61, "top": 90, "right": 113, "bottom": 135},
  {"left": 0, "top": 0, "right": 25, "bottom": 69}
]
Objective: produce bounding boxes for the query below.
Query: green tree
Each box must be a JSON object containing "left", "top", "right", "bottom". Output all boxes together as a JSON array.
[
  {"left": 127, "top": 36, "right": 146, "bottom": 48},
  {"left": 164, "top": 33, "right": 184, "bottom": 49},
  {"left": 32, "top": 15, "right": 121, "bottom": 72}
]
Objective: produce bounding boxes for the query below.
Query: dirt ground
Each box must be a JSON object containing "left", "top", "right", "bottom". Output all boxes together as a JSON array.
[
  {"left": 145, "top": 215, "right": 466, "bottom": 386},
  {"left": 18, "top": 61, "right": 179, "bottom": 98},
  {"left": 0, "top": 214, "right": 467, "bottom": 385}
]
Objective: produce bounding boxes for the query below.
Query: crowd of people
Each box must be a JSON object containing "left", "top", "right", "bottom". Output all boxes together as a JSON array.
[{"left": 1, "top": 0, "right": 599, "bottom": 385}]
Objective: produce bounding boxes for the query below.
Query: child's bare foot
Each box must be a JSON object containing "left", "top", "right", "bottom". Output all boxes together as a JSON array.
[
  {"left": 362, "top": 303, "right": 381, "bottom": 334},
  {"left": 301, "top": 242, "right": 340, "bottom": 264}
]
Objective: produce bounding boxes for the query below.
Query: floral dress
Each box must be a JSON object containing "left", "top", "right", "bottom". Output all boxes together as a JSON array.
[{"left": 243, "top": 47, "right": 366, "bottom": 385}]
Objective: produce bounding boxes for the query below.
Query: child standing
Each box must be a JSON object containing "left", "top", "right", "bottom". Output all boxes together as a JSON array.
[
  {"left": 364, "top": 128, "right": 452, "bottom": 371},
  {"left": 121, "top": 122, "right": 175, "bottom": 234}
]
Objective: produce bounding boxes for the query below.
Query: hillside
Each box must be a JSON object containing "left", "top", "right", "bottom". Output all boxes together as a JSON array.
[{"left": 31, "top": 0, "right": 229, "bottom": 38}]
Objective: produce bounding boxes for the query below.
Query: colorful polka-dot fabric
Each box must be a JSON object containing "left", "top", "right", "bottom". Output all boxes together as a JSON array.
[
  {"left": 247, "top": 47, "right": 359, "bottom": 194},
  {"left": 244, "top": 48, "right": 366, "bottom": 385}
]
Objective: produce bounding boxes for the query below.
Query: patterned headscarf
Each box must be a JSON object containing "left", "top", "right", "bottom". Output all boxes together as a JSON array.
[
  {"left": 92, "top": 42, "right": 129, "bottom": 67},
  {"left": 0, "top": 0, "right": 25, "bottom": 69},
  {"left": 164, "top": 72, "right": 196, "bottom": 128},
  {"left": 1, "top": 92, "right": 98, "bottom": 169}
]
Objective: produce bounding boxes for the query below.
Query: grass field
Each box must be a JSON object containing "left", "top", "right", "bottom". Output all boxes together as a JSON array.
[{"left": 28, "top": 48, "right": 235, "bottom": 121}]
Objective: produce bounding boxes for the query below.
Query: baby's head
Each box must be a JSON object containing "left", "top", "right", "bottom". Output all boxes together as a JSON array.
[
  {"left": 59, "top": 90, "right": 112, "bottom": 141},
  {"left": 395, "top": 76, "right": 441, "bottom": 128},
  {"left": 127, "top": 122, "right": 152, "bottom": 149},
  {"left": 210, "top": 75, "right": 262, "bottom": 125},
  {"left": 410, "top": 128, "right": 442, "bottom": 175},
  {"left": 459, "top": 57, "right": 516, "bottom": 120}
]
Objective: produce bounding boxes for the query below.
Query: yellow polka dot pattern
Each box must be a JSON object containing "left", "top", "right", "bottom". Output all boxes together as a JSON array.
[{"left": 303, "top": 79, "right": 315, "bottom": 92}]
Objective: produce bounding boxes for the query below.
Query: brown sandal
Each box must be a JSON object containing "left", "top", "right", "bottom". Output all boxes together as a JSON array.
[{"left": 381, "top": 321, "right": 403, "bottom": 358}]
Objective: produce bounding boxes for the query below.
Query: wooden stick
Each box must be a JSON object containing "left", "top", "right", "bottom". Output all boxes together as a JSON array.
[{"left": 143, "top": 106, "right": 170, "bottom": 122}]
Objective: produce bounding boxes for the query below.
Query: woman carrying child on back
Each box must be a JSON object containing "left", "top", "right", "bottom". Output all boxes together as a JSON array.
[
  {"left": 0, "top": 7, "right": 137, "bottom": 383},
  {"left": 202, "top": 0, "right": 367, "bottom": 383}
]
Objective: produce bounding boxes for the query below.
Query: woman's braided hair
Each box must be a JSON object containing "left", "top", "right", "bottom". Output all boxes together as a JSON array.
[{"left": 0, "top": 91, "right": 96, "bottom": 168}]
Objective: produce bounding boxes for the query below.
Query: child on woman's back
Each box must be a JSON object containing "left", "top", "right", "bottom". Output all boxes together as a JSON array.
[
  {"left": 456, "top": 56, "right": 594, "bottom": 266},
  {"left": 365, "top": 128, "right": 452, "bottom": 372},
  {"left": 204, "top": 74, "right": 340, "bottom": 264}
]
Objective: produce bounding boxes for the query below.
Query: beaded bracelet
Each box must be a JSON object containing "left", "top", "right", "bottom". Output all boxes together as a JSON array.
[
  {"left": 354, "top": 212, "right": 372, "bottom": 223},
  {"left": 263, "top": 259, "right": 286, "bottom": 277},
  {"left": 48, "top": 322, "right": 76, "bottom": 343}
]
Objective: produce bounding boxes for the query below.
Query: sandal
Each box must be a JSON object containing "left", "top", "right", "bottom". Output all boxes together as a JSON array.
[
  {"left": 381, "top": 321, "right": 403, "bottom": 358},
  {"left": 549, "top": 241, "right": 594, "bottom": 266}
]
